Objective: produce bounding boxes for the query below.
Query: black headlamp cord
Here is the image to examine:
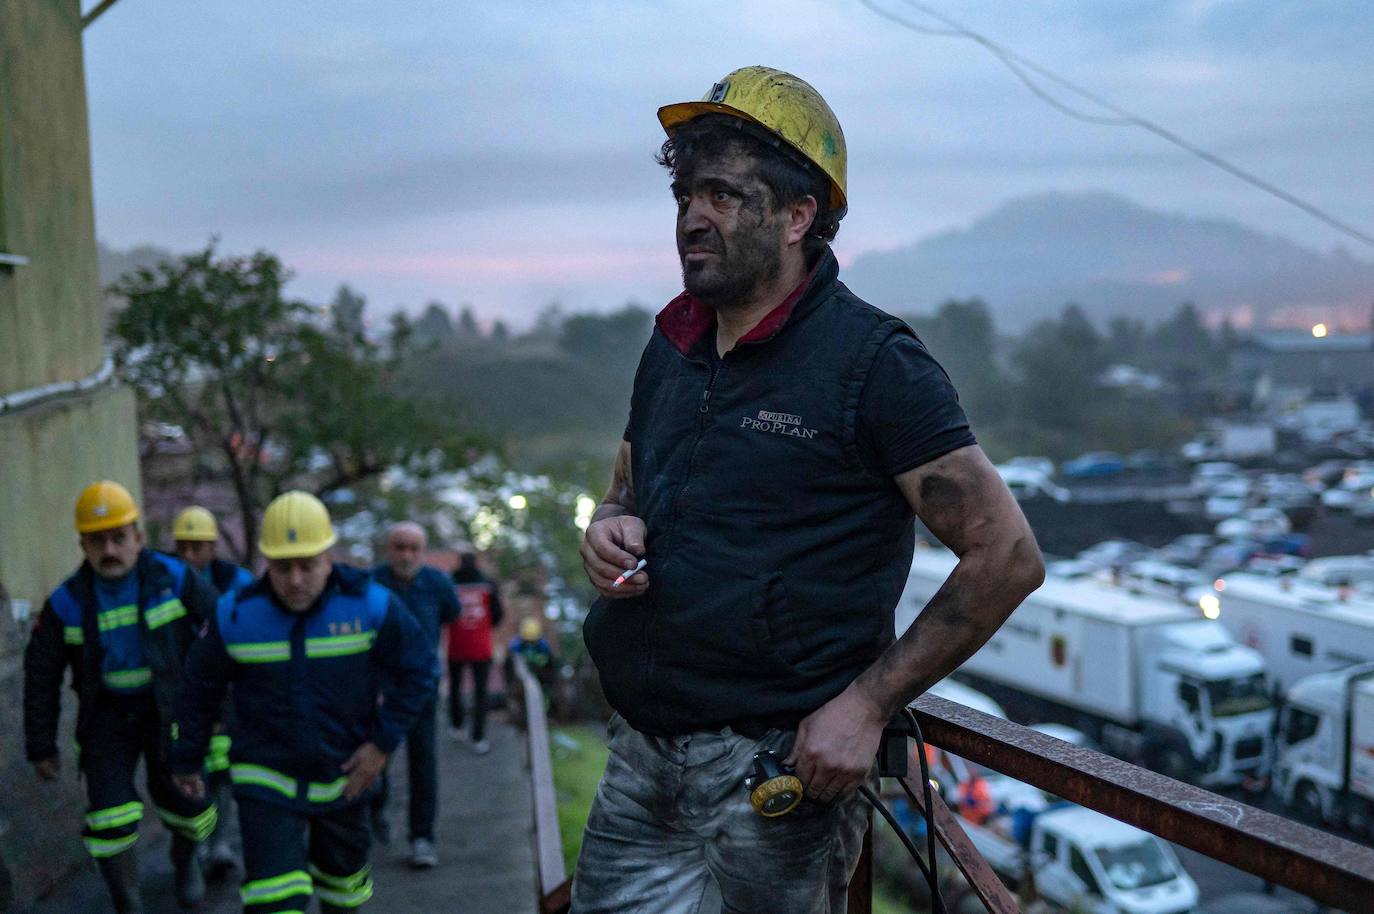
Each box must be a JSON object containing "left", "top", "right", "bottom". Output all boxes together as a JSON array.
[{"left": 858, "top": 708, "right": 947, "bottom": 914}]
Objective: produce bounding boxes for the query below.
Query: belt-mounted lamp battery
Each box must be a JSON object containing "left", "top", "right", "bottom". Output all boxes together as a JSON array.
[{"left": 744, "top": 750, "right": 803, "bottom": 817}]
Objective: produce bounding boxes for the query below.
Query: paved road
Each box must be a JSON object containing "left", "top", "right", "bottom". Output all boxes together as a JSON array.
[{"left": 20, "top": 716, "right": 536, "bottom": 913}]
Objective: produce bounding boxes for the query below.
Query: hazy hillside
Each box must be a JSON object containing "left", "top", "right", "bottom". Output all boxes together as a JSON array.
[
  {"left": 98, "top": 240, "right": 177, "bottom": 286},
  {"left": 846, "top": 191, "right": 1374, "bottom": 329}
]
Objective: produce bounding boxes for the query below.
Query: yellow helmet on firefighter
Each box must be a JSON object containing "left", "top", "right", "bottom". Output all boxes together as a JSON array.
[
  {"left": 172, "top": 505, "right": 219, "bottom": 542},
  {"left": 658, "top": 66, "right": 848, "bottom": 217},
  {"left": 258, "top": 491, "right": 337, "bottom": 560},
  {"left": 74, "top": 481, "right": 140, "bottom": 534}
]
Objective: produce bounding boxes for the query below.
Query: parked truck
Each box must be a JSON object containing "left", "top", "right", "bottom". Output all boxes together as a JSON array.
[
  {"left": 1203, "top": 572, "right": 1374, "bottom": 693},
  {"left": 899, "top": 549, "right": 1274, "bottom": 788},
  {"left": 1271, "top": 662, "right": 1374, "bottom": 838},
  {"left": 957, "top": 777, "right": 1200, "bottom": 914}
]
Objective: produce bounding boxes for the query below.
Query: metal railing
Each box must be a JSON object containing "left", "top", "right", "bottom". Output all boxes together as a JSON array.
[
  {"left": 508, "top": 655, "right": 571, "bottom": 914},
  {"left": 516, "top": 685, "right": 1374, "bottom": 914}
]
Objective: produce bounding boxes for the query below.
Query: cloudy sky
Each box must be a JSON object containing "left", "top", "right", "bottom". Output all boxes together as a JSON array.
[{"left": 83, "top": 0, "right": 1374, "bottom": 326}]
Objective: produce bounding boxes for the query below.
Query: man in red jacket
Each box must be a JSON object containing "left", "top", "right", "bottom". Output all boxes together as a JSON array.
[{"left": 447, "top": 548, "right": 504, "bottom": 754}]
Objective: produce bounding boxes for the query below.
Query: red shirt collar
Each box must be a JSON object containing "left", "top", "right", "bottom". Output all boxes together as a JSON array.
[{"left": 655, "top": 263, "right": 819, "bottom": 356}]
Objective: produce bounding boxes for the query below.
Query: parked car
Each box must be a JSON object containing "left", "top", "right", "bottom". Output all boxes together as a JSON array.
[
  {"left": 1217, "top": 507, "right": 1292, "bottom": 540},
  {"left": 1303, "top": 460, "right": 1349, "bottom": 489},
  {"left": 1006, "top": 455, "right": 1055, "bottom": 478},
  {"left": 1063, "top": 451, "right": 1125, "bottom": 478},
  {"left": 1243, "top": 555, "right": 1307, "bottom": 577},
  {"left": 1158, "top": 534, "right": 1218, "bottom": 568},
  {"left": 1045, "top": 558, "right": 1101, "bottom": 580},
  {"left": 996, "top": 465, "right": 1070, "bottom": 503},
  {"left": 1202, "top": 540, "right": 1260, "bottom": 577},
  {"left": 1205, "top": 493, "right": 1249, "bottom": 520},
  {"left": 1076, "top": 539, "right": 1153, "bottom": 571},
  {"left": 1125, "top": 449, "right": 1166, "bottom": 473},
  {"left": 1322, "top": 487, "right": 1361, "bottom": 510},
  {"left": 1256, "top": 533, "right": 1311, "bottom": 558},
  {"left": 1192, "top": 461, "right": 1242, "bottom": 492}
]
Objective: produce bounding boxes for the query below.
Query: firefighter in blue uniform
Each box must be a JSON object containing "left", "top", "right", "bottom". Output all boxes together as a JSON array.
[
  {"left": 169, "top": 504, "right": 255, "bottom": 876},
  {"left": 23, "top": 481, "right": 219, "bottom": 913},
  {"left": 171, "top": 491, "right": 436, "bottom": 913}
]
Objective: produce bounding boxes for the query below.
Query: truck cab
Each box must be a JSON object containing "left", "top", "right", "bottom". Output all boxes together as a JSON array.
[
  {"left": 1032, "top": 807, "right": 1199, "bottom": 914},
  {"left": 1140, "top": 622, "right": 1274, "bottom": 787},
  {"left": 1273, "top": 662, "right": 1374, "bottom": 835}
]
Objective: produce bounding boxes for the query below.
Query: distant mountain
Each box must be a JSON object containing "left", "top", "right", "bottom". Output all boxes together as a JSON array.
[{"left": 845, "top": 191, "right": 1374, "bottom": 329}]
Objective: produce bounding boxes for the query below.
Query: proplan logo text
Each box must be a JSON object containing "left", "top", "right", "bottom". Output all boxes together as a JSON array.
[{"left": 740, "top": 410, "right": 819, "bottom": 440}]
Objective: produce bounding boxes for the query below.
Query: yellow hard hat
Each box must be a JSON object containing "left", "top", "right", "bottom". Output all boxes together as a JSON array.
[
  {"left": 520, "top": 617, "right": 543, "bottom": 641},
  {"left": 658, "top": 66, "right": 848, "bottom": 218},
  {"left": 258, "top": 491, "right": 337, "bottom": 560},
  {"left": 75, "top": 481, "right": 140, "bottom": 534},
  {"left": 173, "top": 506, "right": 219, "bottom": 542}
]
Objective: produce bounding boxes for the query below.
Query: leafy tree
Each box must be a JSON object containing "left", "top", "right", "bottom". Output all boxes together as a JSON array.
[
  {"left": 415, "top": 301, "right": 456, "bottom": 346},
  {"left": 458, "top": 305, "right": 480, "bottom": 337},
  {"left": 491, "top": 320, "right": 510, "bottom": 342},
  {"left": 1011, "top": 304, "right": 1108, "bottom": 435},
  {"left": 1148, "top": 302, "right": 1218, "bottom": 389},
  {"left": 112, "top": 246, "right": 305, "bottom": 559},
  {"left": 907, "top": 298, "right": 1006, "bottom": 424},
  {"left": 1107, "top": 316, "right": 1147, "bottom": 362},
  {"left": 559, "top": 306, "right": 653, "bottom": 373},
  {"left": 111, "top": 245, "right": 471, "bottom": 562},
  {"left": 331, "top": 284, "right": 367, "bottom": 340}
]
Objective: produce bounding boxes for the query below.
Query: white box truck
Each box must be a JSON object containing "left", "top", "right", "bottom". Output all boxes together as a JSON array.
[
  {"left": 899, "top": 549, "right": 1274, "bottom": 788},
  {"left": 1203, "top": 573, "right": 1374, "bottom": 692},
  {"left": 1272, "top": 662, "right": 1374, "bottom": 838}
]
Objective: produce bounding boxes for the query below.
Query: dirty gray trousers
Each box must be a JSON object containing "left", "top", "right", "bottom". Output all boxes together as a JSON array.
[{"left": 570, "top": 714, "right": 872, "bottom": 914}]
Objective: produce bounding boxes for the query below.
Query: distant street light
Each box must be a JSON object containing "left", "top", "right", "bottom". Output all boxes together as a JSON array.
[{"left": 508, "top": 494, "right": 528, "bottom": 510}]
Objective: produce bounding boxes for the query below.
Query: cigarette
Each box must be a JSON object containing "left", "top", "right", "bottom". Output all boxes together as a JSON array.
[{"left": 612, "top": 558, "right": 648, "bottom": 589}]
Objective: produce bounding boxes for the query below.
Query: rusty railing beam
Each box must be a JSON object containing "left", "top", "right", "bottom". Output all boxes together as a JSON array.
[
  {"left": 911, "top": 693, "right": 1374, "bottom": 912},
  {"left": 899, "top": 775, "right": 1021, "bottom": 914}
]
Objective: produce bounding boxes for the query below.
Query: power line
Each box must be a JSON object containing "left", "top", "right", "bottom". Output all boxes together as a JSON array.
[{"left": 857, "top": 0, "right": 1374, "bottom": 248}]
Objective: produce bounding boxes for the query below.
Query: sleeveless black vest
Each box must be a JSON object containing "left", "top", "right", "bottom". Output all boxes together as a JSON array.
[{"left": 584, "top": 250, "right": 919, "bottom": 736}]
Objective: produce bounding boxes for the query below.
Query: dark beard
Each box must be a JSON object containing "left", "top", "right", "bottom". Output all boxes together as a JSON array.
[{"left": 682, "top": 228, "right": 782, "bottom": 310}]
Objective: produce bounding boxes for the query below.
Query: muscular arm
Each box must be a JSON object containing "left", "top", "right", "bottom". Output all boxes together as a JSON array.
[
  {"left": 850, "top": 444, "right": 1045, "bottom": 718},
  {"left": 788, "top": 444, "right": 1044, "bottom": 799},
  {"left": 580, "top": 441, "right": 650, "bottom": 598},
  {"left": 592, "top": 440, "right": 636, "bottom": 523}
]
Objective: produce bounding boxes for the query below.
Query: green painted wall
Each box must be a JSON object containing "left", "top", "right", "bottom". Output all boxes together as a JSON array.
[
  {"left": 0, "top": 0, "right": 104, "bottom": 395},
  {"left": 0, "top": 3, "right": 145, "bottom": 907},
  {"left": 0, "top": 386, "right": 142, "bottom": 908}
]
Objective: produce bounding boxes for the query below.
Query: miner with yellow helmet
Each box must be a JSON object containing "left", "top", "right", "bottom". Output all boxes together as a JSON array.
[
  {"left": 24, "top": 481, "right": 220, "bottom": 912},
  {"left": 171, "top": 505, "right": 255, "bottom": 598},
  {"left": 574, "top": 68, "right": 1041, "bottom": 911},
  {"left": 170, "top": 491, "right": 436, "bottom": 913},
  {"left": 166, "top": 504, "right": 255, "bottom": 877}
]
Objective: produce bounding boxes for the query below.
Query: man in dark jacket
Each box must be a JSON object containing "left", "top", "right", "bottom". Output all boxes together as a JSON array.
[
  {"left": 369, "top": 521, "right": 458, "bottom": 868},
  {"left": 575, "top": 68, "right": 1045, "bottom": 913},
  {"left": 169, "top": 503, "right": 254, "bottom": 876},
  {"left": 24, "top": 481, "right": 219, "bottom": 913},
  {"left": 170, "top": 492, "right": 436, "bottom": 914}
]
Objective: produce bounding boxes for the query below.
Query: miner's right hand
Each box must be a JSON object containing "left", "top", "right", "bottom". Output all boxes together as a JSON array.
[{"left": 582, "top": 515, "right": 650, "bottom": 599}]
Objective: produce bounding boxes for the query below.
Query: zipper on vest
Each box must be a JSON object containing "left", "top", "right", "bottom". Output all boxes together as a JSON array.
[{"left": 651, "top": 359, "right": 721, "bottom": 723}]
